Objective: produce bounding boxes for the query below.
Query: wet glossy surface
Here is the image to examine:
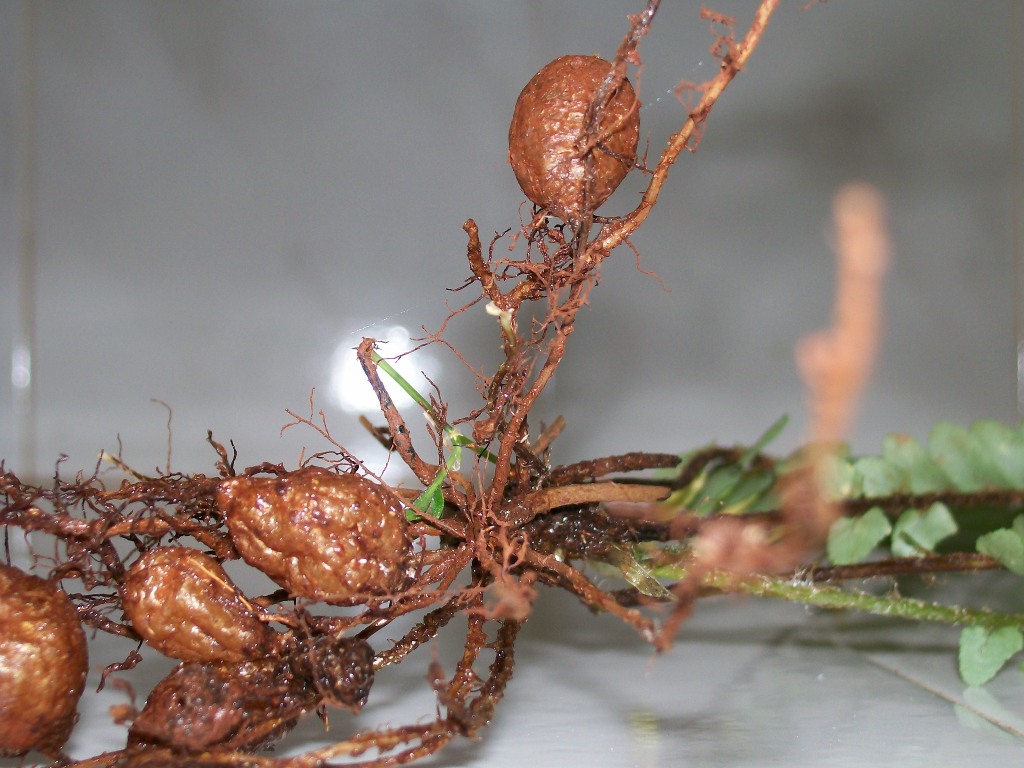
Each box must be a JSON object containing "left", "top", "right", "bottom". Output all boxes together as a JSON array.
[
  {"left": 509, "top": 54, "right": 639, "bottom": 222},
  {"left": 122, "top": 546, "right": 281, "bottom": 662},
  {"left": 219, "top": 469, "right": 414, "bottom": 603},
  {"left": 0, "top": 566, "right": 88, "bottom": 758}
]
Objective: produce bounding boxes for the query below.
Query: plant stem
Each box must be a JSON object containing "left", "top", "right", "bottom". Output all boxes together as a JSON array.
[
  {"left": 705, "top": 570, "right": 1024, "bottom": 630},
  {"left": 594, "top": 0, "right": 782, "bottom": 257}
]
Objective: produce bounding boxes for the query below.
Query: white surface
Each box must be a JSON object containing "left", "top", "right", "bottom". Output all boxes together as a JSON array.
[
  {"left": 1, "top": 1, "right": 1022, "bottom": 766},
  {"left": 22, "top": 582, "right": 1024, "bottom": 766}
]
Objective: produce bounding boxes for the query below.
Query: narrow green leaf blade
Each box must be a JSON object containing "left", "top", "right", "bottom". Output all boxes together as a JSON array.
[
  {"left": 719, "top": 470, "right": 777, "bottom": 515},
  {"left": 738, "top": 414, "right": 789, "bottom": 467},
  {"left": 692, "top": 465, "right": 744, "bottom": 515}
]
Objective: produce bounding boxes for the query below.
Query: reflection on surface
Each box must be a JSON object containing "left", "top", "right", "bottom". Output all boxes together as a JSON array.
[{"left": 327, "top": 325, "right": 441, "bottom": 414}]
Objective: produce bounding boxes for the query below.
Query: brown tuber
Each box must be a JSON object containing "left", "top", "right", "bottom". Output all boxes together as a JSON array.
[
  {"left": 128, "top": 636, "right": 374, "bottom": 753},
  {"left": 129, "top": 657, "right": 305, "bottom": 753},
  {"left": 218, "top": 468, "right": 415, "bottom": 605},
  {"left": 0, "top": 564, "right": 88, "bottom": 758},
  {"left": 508, "top": 54, "right": 640, "bottom": 223},
  {"left": 122, "top": 546, "right": 282, "bottom": 662}
]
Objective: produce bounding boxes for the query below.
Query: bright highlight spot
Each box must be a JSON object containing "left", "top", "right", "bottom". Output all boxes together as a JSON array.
[
  {"left": 11, "top": 345, "right": 31, "bottom": 389},
  {"left": 328, "top": 326, "right": 441, "bottom": 414}
]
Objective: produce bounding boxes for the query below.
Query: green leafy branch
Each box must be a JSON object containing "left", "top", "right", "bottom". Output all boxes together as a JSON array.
[{"left": 600, "top": 418, "right": 1024, "bottom": 686}]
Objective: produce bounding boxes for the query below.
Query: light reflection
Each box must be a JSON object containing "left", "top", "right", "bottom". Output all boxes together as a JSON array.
[
  {"left": 11, "top": 344, "right": 31, "bottom": 389},
  {"left": 328, "top": 325, "right": 441, "bottom": 414}
]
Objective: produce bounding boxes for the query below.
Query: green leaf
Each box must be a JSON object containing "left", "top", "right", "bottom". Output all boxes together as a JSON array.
[
  {"left": 959, "top": 625, "right": 1024, "bottom": 686},
  {"left": 853, "top": 455, "right": 904, "bottom": 497},
  {"left": 409, "top": 454, "right": 458, "bottom": 520},
  {"left": 719, "top": 470, "right": 776, "bottom": 515},
  {"left": 927, "top": 421, "right": 1017, "bottom": 492},
  {"left": 976, "top": 528, "right": 1024, "bottom": 575},
  {"left": 692, "top": 465, "right": 744, "bottom": 515},
  {"left": 881, "top": 433, "right": 949, "bottom": 494},
  {"left": 738, "top": 415, "right": 789, "bottom": 467},
  {"left": 416, "top": 485, "right": 444, "bottom": 520},
  {"left": 891, "top": 502, "right": 958, "bottom": 558},
  {"left": 820, "top": 454, "right": 859, "bottom": 500},
  {"left": 667, "top": 465, "right": 710, "bottom": 509},
  {"left": 827, "top": 507, "right": 892, "bottom": 565},
  {"left": 928, "top": 422, "right": 980, "bottom": 491},
  {"left": 372, "top": 351, "right": 435, "bottom": 414},
  {"left": 969, "top": 420, "right": 1024, "bottom": 489},
  {"left": 373, "top": 350, "right": 497, "bottom": 464}
]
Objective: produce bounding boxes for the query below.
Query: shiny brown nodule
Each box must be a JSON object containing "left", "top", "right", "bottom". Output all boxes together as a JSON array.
[
  {"left": 122, "top": 547, "right": 283, "bottom": 663},
  {"left": 0, "top": 564, "right": 88, "bottom": 758},
  {"left": 218, "top": 468, "right": 414, "bottom": 605},
  {"left": 509, "top": 55, "right": 640, "bottom": 223}
]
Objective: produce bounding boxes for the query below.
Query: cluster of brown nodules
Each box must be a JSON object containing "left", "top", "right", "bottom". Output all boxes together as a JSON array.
[
  {"left": 129, "top": 635, "right": 374, "bottom": 752},
  {"left": 508, "top": 54, "right": 640, "bottom": 223},
  {"left": 0, "top": 463, "right": 409, "bottom": 762},
  {"left": 111, "top": 470, "right": 400, "bottom": 755}
]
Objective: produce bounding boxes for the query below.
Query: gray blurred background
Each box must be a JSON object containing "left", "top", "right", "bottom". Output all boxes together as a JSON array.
[
  {"left": 1, "top": 1, "right": 1020, "bottom": 482},
  {"left": 2, "top": 3, "right": 1023, "bottom": 766}
]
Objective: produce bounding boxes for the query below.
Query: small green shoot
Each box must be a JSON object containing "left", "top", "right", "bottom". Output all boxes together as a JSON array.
[
  {"left": 371, "top": 350, "right": 497, "bottom": 463},
  {"left": 371, "top": 350, "right": 499, "bottom": 519}
]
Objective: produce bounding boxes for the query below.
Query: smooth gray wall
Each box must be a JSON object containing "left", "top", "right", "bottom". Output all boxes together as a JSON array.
[{"left": 0, "top": 1, "right": 1018, "bottom": 477}]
